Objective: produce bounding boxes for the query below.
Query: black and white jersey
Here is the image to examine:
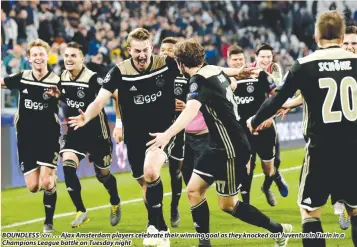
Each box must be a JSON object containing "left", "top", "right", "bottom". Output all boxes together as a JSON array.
[
  {"left": 4, "top": 70, "right": 60, "bottom": 133},
  {"left": 187, "top": 65, "right": 250, "bottom": 159},
  {"left": 234, "top": 71, "right": 276, "bottom": 122},
  {"left": 60, "top": 67, "right": 109, "bottom": 138},
  {"left": 174, "top": 76, "right": 189, "bottom": 103},
  {"left": 102, "top": 55, "right": 180, "bottom": 141},
  {"left": 252, "top": 46, "right": 357, "bottom": 144}
]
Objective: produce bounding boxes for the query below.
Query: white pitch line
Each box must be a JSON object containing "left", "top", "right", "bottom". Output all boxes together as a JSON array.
[{"left": 1, "top": 165, "right": 301, "bottom": 229}]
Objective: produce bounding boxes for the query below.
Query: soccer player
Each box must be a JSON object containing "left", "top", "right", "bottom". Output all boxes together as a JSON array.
[
  {"left": 247, "top": 11, "right": 357, "bottom": 247},
  {"left": 277, "top": 25, "right": 357, "bottom": 231},
  {"left": 69, "top": 28, "right": 253, "bottom": 247},
  {"left": 227, "top": 45, "right": 288, "bottom": 206},
  {"left": 48, "top": 42, "right": 121, "bottom": 228},
  {"left": 147, "top": 39, "right": 292, "bottom": 247},
  {"left": 1, "top": 39, "right": 60, "bottom": 233},
  {"left": 159, "top": 37, "right": 188, "bottom": 228}
]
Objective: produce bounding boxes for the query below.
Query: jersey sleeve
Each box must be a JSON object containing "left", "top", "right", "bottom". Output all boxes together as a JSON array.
[
  {"left": 259, "top": 70, "right": 276, "bottom": 93},
  {"left": 165, "top": 56, "right": 180, "bottom": 76},
  {"left": 101, "top": 66, "right": 122, "bottom": 93},
  {"left": 186, "top": 75, "right": 211, "bottom": 104},
  {"left": 4, "top": 72, "right": 23, "bottom": 90},
  {"left": 251, "top": 61, "right": 302, "bottom": 128},
  {"left": 88, "top": 73, "right": 101, "bottom": 94}
]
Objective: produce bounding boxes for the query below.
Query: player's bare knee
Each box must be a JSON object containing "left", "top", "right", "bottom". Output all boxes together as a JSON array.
[
  {"left": 40, "top": 176, "right": 54, "bottom": 190},
  {"left": 218, "top": 196, "right": 237, "bottom": 213},
  {"left": 27, "top": 184, "right": 39, "bottom": 193},
  {"left": 186, "top": 185, "right": 202, "bottom": 203},
  {"left": 143, "top": 165, "right": 159, "bottom": 182},
  {"left": 95, "top": 168, "right": 111, "bottom": 183},
  {"left": 300, "top": 207, "right": 321, "bottom": 219}
]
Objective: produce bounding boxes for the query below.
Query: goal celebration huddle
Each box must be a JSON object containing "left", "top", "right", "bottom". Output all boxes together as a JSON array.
[{"left": 1, "top": 4, "right": 357, "bottom": 247}]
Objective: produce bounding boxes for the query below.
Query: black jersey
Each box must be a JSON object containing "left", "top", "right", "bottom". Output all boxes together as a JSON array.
[
  {"left": 174, "top": 76, "right": 189, "bottom": 103},
  {"left": 252, "top": 46, "right": 357, "bottom": 144},
  {"left": 4, "top": 70, "right": 60, "bottom": 134},
  {"left": 60, "top": 67, "right": 109, "bottom": 139},
  {"left": 187, "top": 65, "right": 250, "bottom": 159},
  {"left": 234, "top": 71, "right": 276, "bottom": 122},
  {"left": 102, "top": 55, "right": 180, "bottom": 141}
]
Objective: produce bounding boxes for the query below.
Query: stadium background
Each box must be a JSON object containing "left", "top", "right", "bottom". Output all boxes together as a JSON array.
[{"left": 1, "top": 1, "right": 356, "bottom": 246}]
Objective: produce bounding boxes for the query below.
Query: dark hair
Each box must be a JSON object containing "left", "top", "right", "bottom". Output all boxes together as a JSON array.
[
  {"left": 255, "top": 43, "right": 273, "bottom": 55},
  {"left": 174, "top": 38, "right": 205, "bottom": 68},
  {"left": 315, "top": 10, "right": 345, "bottom": 40},
  {"left": 162, "top": 37, "right": 178, "bottom": 45},
  {"left": 228, "top": 45, "right": 244, "bottom": 57},
  {"left": 67, "top": 41, "right": 84, "bottom": 56},
  {"left": 346, "top": 25, "right": 357, "bottom": 35}
]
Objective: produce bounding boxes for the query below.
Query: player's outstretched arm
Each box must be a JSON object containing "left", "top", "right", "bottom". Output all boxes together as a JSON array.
[
  {"left": 276, "top": 94, "right": 304, "bottom": 120},
  {"left": 112, "top": 89, "right": 123, "bottom": 143},
  {"left": 68, "top": 88, "right": 112, "bottom": 130},
  {"left": 221, "top": 65, "right": 257, "bottom": 79},
  {"left": 146, "top": 99, "right": 201, "bottom": 151}
]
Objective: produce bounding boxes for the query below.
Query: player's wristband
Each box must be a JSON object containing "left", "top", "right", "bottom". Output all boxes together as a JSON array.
[{"left": 115, "top": 119, "right": 123, "bottom": 128}]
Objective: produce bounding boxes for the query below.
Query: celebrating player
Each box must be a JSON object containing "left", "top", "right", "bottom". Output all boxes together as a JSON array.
[
  {"left": 247, "top": 11, "right": 357, "bottom": 247},
  {"left": 159, "top": 37, "right": 188, "bottom": 228},
  {"left": 1, "top": 39, "right": 60, "bottom": 233},
  {"left": 147, "top": 39, "right": 292, "bottom": 247},
  {"left": 48, "top": 42, "right": 121, "bottom": 228}
]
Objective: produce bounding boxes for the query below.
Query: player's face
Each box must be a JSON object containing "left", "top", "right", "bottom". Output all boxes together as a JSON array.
[
  {"left": 64, "top": 47, "right": 84, "bottom": 72},
  {"left": 160, "top": 43, "right": 175, "bottom": 58},
  {"left": 28, "top": 46, "right": 49, "bottom": 71},
  {"left": 343, "top": 34, "right": 357, "bottom": 54},
  {"left": 128, "top": 39, "right": 152, "bottom": 71},
  {"left": 256, "top": 50, "right": 273, "bottom": 70},
  {"left": 228, "top": 53, "right": 246, "bottom": 68}
]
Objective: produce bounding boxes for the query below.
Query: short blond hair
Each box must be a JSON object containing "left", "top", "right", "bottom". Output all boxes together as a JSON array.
[
  {"left": 127, "top": 28, "right": 151, "bottom": 47},
  {"left": 27, "top": 39, "right": 51, "bottom": 56},
  {"left": 315, "top": 10, "right": 345, "bottom": 40}
]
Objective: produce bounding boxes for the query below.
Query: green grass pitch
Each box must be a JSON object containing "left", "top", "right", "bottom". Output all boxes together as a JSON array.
[{"left": 1, "top": 148, "right": 353, "bottom": 246}]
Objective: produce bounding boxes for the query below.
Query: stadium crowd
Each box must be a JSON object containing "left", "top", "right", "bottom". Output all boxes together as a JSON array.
[{"left": 2, "top": 0, "right": 357, "bottom": 80}]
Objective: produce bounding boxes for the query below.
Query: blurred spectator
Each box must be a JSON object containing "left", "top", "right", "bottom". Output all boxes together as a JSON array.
[
  {"left": 3, "top": 44, "right": 30, "bottom": 74},
  {"left": 1, "top": 9, "right": 18, "bottom": 47}
]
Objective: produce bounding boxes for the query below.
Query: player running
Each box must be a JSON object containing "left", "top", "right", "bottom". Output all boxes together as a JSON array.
[
  {"left": 47, "top": 42, "right": 121, "bottom": 228},
  {"left": 1, "top": 39, "right": 60, "bottom": 233},
  {"left": 148, "top": 38, "right": 293, "bottom": 247},
  {"left": 247, "top": 11, "right": 357, "bottom": 247},
  {"left": 227, "top": 45, "right": 288, "bottom": 206}
]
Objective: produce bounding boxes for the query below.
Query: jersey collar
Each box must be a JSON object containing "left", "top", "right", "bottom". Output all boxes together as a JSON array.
[
  {"left": 32, "top": 70, "right": 51, "bottom": 82},
  {"left": 131, "top": 56, "right": 153, "bottom": 74},
  {"left": 70, "top": 66, "right": 85, "bottom": 81},
  {"left": 318, "top": 45, "right": 341, "bottom": 50}
]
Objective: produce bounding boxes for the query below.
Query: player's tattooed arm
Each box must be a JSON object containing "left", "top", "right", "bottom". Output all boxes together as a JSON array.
[
  {"left": 112, "top": 89, "right": 123, "bottom": 143},
  {"left": 69, "top": 88, "right": 112, "bottom": 130},
  {"left": 147, "top": 99, "right": 201, "bottom": 151}
]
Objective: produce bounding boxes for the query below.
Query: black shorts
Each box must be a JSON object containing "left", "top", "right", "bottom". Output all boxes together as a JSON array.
[
  {"left": 126, "top": 135, "right": 168, "bottom": 179},
  {"left": 193, "top": 146, "right": 250, "bottom": 197},
  {"left": 241, "top": 122, "right": 277, "bottom": 162},
  {"left": 17, "top": 131, "right": 60, "bottom": 175},
  {"left": 298, "top": 140, "right": 357, "bottom": 211},
  {"left": 167, "top": 130, "right": 185, "bottom": 161},
  {"left": 183, "top": 133, "right": 209, "bottom": 169},
  {"left": 60, "top": 126, "right": 112, "bottom": 169}
]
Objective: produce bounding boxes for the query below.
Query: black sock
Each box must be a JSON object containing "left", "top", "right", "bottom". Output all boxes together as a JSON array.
[
  {"left": 63, "top": 163, "right": 86, "bottom": 212},
  {"left": 169, "top": 157, "right": 182, "bottom": 211},
  {"left": 242, "top": 160, "right": 255, "bottom": 204},
  {"left": 351, "top": 215, "right": 357, "bottom": 246},
  {"left": 146, "top": 177, "right": 167, "bottom": 231},
  {"left": 191, "top": 198, "right": 210, "bottom": 234},
  {"left": 96, "top": 170, "right": 120, "bottom": 205},
  {"left": 144, "top": 200, "right": 155, "bottom": 226},
  {"left": 229, "top": 201, "right": 283, "bottom": 233},
  {"left": 262, "top": 167, "right": 275, "bottom": 191},
  {"left": 43, "top": 186, "right": 57, "bottom": 225},
  {"left": 302, "top": 217, "right": 325, "bottom": 247}
]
